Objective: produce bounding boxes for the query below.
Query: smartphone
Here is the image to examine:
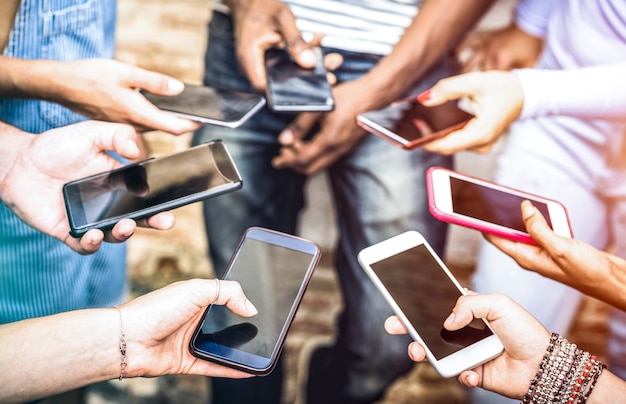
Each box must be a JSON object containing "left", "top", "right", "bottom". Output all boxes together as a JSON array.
[
  {"left": 358, "top": 230, "right": 503, "bottom": 378},
  {"left": 63, "top": 140, "right": 242, "bottom": 237},
  {"left": 356, "top": 98, "right": 473, "bottom": 149},
  {"left": 264, "top": 47, "right": 335, "bottom": 112},
  {"left": 141, "top": 84, "right": 265, "bottom": 128},
  {"left": 189, "top": 227, "right": 321, "bottom": 375},
  {"left": 426, "top": 166, "right": 573, "bottom": 244}
]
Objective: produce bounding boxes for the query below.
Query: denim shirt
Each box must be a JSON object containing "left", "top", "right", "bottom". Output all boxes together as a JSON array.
[{"left": 0, "top": 0, "right": 126, "bottom": 323}]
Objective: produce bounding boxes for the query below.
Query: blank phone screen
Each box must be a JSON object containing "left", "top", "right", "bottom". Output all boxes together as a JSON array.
[
  {"left": 370, "top": 244, "right": 492, "bottom": 360},
  {"left": 265, "top": 48, "right": 334, "bottom": 110},
  {"left": 192, "top": 236, "right": 317, "bottom": 369},
  {"left": 450, "top": 177, "right": 552, "bottom": 232},
  {"left": 360, "top": 99, "right": 473, "bottom": 143},
  {"left": 142, "top": 84, "right": 264, "bottom": 123},
  {"left": 64, "top": 142, "right": 240, "bottom": 229}
]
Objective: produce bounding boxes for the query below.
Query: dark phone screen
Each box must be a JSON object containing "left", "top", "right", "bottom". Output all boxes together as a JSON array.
[
  {"left": 360, "top": 99, "right": 473, "bottom": 143},
  {"left": 64, "top": 142, "right": 240, "bottom": 228},
  {"left": 192, "top": 236, "right": 317, "bottom": 369},
  {"left": 371, "top": 244, "right": 492, "bottom": 360},
  {"left": 142, "top": 84, "right": 264, "bottom": 123},
  {"left": 265, "top": 48, "right": 334, "bottom": 110},
  {"left": 450, "top": 177, "right": 553, "bottom": 232}
]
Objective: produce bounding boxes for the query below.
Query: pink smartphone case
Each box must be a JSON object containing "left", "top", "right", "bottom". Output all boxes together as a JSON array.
[{"left": 425, "top": 166, "right": 541, "bottom": 245}]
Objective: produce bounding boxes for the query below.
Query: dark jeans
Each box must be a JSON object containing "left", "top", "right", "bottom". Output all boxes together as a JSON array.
[{"left": 194, "top": 11, "right": 453, "bottom": 403}]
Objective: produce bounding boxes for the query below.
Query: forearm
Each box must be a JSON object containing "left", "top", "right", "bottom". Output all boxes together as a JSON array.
[
  {"left": 0, "top": 56, "right": 74, "bottom": 102},
  {"left": 587, "top": 371, "right": 626, "bottom": 403},
  {"left": 0, "top": 308, "right": 120, "bottom": 403},
  {"left": 362, "top": 0, "right": 495, "bottom": 107}
]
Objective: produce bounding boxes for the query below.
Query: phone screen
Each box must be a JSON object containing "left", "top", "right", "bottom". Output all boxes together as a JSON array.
[
  {"left": 191, "top": 229, "right": 320, "bottom": 373},
  {"left": 265, "top": 47, "right": 334, "bottom": 112},
  {"left": 359, "top": 99, "right": 473, "bottom": 145},
  {"left": 370, "top": 244, "right": 492, "bottom": 360},
  {"left": 450, "top": 176, "right": 553, "bottom": 233},
  {"left": 142, "top": 84, "right": 265, "bottom": 126},
  {"left": 63, "top": 141, "right": 241, "bottom": 234}
]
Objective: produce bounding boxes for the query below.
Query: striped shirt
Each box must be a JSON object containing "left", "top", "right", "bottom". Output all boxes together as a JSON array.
[{"left": 212, "top": 0, "right": 422, "bottom": 55}]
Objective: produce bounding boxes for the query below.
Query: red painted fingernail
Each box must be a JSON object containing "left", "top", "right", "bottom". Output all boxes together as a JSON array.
[{"left": 417, "top": 89, "right": 433, "bottom": 103}]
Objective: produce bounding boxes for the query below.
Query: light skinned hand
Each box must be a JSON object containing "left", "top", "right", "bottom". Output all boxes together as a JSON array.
[
  {"left": 486, "top": 201, "right": 626, "bottom": 311},
  {"left": 121, "top": 278, "right": 258, "bottom": 378},
  {"left": 456, "top": 23, "right": 544, "bottom": 73},
  {"left": 49, "top": 59, "right": 201, "bottom": 135},
  {"left": 418, "top": 71, "right": 524, "bottom": 155},
  {"left": 0, "top": 121, "right": 175, "bottom": 255},
  {"left": 385, "top": 293, "right": 550, "bottom": 399}
]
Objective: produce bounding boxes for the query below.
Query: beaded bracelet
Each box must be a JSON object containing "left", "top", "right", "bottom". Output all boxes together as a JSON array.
[
  {"left": 113, "top": 305, "right": 127, "bottom": 381},
  {"left": 522, "top": 333, "right": 605, "bottom": 404}
]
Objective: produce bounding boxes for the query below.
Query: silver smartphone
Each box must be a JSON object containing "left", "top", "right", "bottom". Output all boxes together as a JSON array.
[
  {"left": 63, "top": 140, "right": 242, "bottom": 237},
  {"left": 358, "top": 230, "right": 503, "bottom": 378},
  {"left": 142, "top": 84, "right": 265, "bottom": 127},
  {"left": 189, "top": 227, "right": 322, "bottom": 375}
]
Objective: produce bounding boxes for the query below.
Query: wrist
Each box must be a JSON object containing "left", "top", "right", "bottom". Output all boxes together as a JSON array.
[{"left": 522, "top": 333, "right": 605, "bottom": 403}]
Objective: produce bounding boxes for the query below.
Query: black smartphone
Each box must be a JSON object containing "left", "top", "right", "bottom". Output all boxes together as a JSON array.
[
  {"left": 357, "top": 98, "right": 474, "bottom": 149},
  {"left": 142, "top": 84, "right": 266, "bottom": 128},
  {"left": 63, "top": 140, "right": 242, "bottom": 237},
  {"left": 264, "top": 47, "right": 335, "bottom": 112},
  {"left": 189, "top": 227, "right": 321, "bottom": 375}
]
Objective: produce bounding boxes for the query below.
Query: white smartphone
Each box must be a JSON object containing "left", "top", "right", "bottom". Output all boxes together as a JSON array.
[
  {"left": 264, "top": 47, "right": 335, "bottom": 112},
  {"left": 189, "top": 227, "right": 321, "bottom": 375},
  {"left": 358, "top": 231, "right": 503, "bottom": 378},
  {"left": 426, "top": 166, "right": 573, "bottom": 244},
  {"left": 141, "top": 84, "right": 266, "bottom": 128}
]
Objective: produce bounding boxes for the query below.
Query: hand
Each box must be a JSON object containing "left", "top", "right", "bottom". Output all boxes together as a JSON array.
[
  {"left": 0, "top": 121, "right": 176, "bottom": 254},
  {"left": 385, "top": 293, "right": 550, "bottom": 399},
  {"left": 229, "top": 0, "right": 324, "bottom": 91},
  {"left": 121, "top": 278, "right": 258, "bottom": 378},
  {"left": 418, "top": 71, "right": 524, "bottom": 155},
  {"left": 51, "top": 59, "right": 201, "bottom": 135},
  {"left": 271, "top": 78, "right": 373, "bottom": 175},
  {"left": 456, "top": 23, "right": 544, "bottom": 73},
  {"left": 486, "top": 201, "right": 626, "bottom": 311}
]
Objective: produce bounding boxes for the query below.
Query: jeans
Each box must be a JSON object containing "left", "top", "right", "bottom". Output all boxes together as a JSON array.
[{"left": 193, "top": 12, "right": 453, "bottom": 403}]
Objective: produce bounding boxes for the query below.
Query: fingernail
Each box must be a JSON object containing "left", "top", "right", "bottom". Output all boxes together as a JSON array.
[
  {"left": 279, "top": 130, "right": 294, "bottom": 144},
  {"left": 444, "top": 312, "right": 455, "bottom": 325},
  {"left": 167, "top": 79, "right": 184, "bottom": 94},
  {"left": 417, "top": 89, "right": 433, "bottom": 104},
  {"left": 417, "top": 88, "right": 433, "bottom": 104},
  {"left": 246, "top": 300, "right": 258, "bottom": 315},
  {"left": 299, "top": 49, "right": 317, "bottom": 66},
  {"left": 125, "top": 141, "right": 140, "bottom": 157},
  {"left": 522, "top": 201, "right": 536, "bottom": 220}
]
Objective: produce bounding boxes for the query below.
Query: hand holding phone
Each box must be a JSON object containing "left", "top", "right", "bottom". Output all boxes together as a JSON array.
[
  {"left": 189, "top": 227, "right": 321, "bottom": 375},
  {"left": 63, "top": 140, "right": 242, "bottom": 237},
  {"left": 357, "top": 98, "right": 473, "bottom": 149},
  {"left": 264, "top": 47, "right": 335, "bottom": 112},
  {"left": 358, "top": 231, "right": 503, "bottom": 377},
  {"left": 142, "top": 84, "right": 265, "bottom": 128},
  {"left": 426, "top": 166, "right": 572, "bottom": 244}
]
